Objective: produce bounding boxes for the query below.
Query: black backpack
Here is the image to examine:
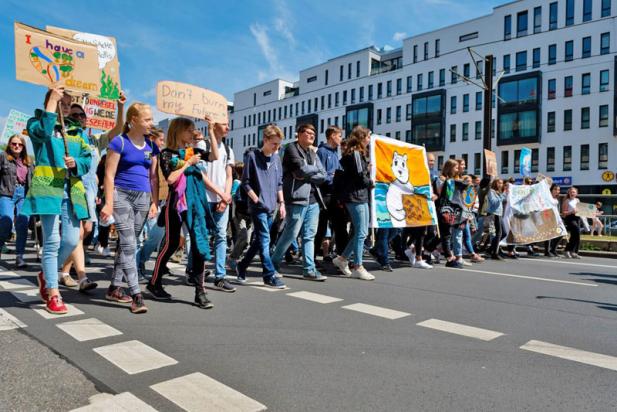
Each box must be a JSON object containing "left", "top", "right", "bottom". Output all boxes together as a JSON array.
[{"left": 233, "top": 147, "right": 258, "bottom": 216}]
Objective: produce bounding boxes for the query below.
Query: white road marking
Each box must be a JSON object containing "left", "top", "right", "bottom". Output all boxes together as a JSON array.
[
  {"left": 0, "top": 309, "right": 27, "bottom": 330},
  {"left": 0, "top": 271, "right": 19, "bottom": 278},
  {"left": 167, "top": 262, "right": 184, "bottom": 270},
  {"left": 33, "top": 303, "right": 84, "bottom": 319},
  {"left": 10, "top": 288, "right": 41, "bottom": 303},
  {"left": 250, "top": 286, "right": 284, "bottom": 292},
  {"left": 93, "top": 340, "right": 178, "bottom": 375},
  {"left": 417, "top": 318, "right": 504, "bottom": 341},
  {"left": 287, "top": 291, "right": 343, "bottom": 304},
  {"left": 521, "top": 340, "right": 617, "bottom": 372},
  {"left": 342, "top": 303, "right": 411, "bottom": 320},
  {"left": 57, "top": 318, "right": 123, "bottom": 342},
  {"left": 151, "top": 372, "right": 267, "bottom": 412},
  {"left": 534, "top": 258, "right": 617, "bottom": 270},
  {"left": 457, "top": 268, "right": 596, "bottom": 287},
  {"left": 70, "top": 392, "right": 157, "bottom": 411},
  {"left": 0, "top": 278, "right": 37, "bottom": 290}
]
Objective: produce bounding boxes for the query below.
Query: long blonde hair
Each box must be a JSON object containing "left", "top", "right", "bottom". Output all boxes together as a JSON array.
[
  {"left": 122, "top": 102, "right": 150, "bottom": 134},
  {"left": 166, "top": 117, "right": 195, "bottom": 150}
]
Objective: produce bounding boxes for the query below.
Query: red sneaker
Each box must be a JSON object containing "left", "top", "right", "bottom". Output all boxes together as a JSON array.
[
  {"left": 46, "top": 295, "right": 68, "bottom": 315},
  {"left": 37, "top": 271, "right": 48, "bottom": 303}
]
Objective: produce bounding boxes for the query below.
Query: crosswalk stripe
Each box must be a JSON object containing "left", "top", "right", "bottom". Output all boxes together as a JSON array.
[
  {"left": 10, "top": 288, "right": 41, "bottom": 303},
  {"left": 0, "top": 278, "right": 37, "bottom": 290},
  {"left": 0, "top": 309, "right": 27, "bottom": 330},
  {"left": 70, "top": 392, "right": 157, "bottom": 411},
  {"left": 0, "top": 271, "right": 20, "bottom": 278},
  {"left": 32, "top": 303, "right": 84, "bottom": 319},
  {"left": 287, "top": 291, "right": 342, "bottom": 304},
  {"left": 342, "top": 303, "right": 411, "bottom": 320},
  {"left": 151, "top": 372, "right": 267, "bottom": 412},
  {"left": 416, "top": 318, "right": 504, "bottom": 341},
  {"left": 93, "top": 340, "right": 178, "bottom": 375},
  {"left": 57, "top": 318, "right": 123, "bottom": 342},
  {"left": 521, "top": 340, "right": 617, "bottom": 372}
]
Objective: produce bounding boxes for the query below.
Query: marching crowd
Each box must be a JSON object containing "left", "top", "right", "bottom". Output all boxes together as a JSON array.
[{"left": 0, "top": 87, "right": 597, "bottom": 315}]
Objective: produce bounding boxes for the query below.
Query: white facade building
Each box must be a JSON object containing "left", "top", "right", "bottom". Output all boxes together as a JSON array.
[{"left": 227, "top": 0, "right": 616, "bottom": 201}]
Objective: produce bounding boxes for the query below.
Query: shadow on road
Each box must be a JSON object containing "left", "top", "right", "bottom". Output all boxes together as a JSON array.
[{"left": 537, "top": 295, "right": 617, "bottom": 312}]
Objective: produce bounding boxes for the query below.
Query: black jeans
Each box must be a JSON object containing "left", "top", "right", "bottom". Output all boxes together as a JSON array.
[
  {"left": 564, "top": 215, "right": 581, "bottom": 253},
  {"left": 488, "top": 215, "right": 503, "bottom": 256}
]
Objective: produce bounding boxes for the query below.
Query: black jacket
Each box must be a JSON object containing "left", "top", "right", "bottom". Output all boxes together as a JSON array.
[
  {"left": 339, "top": 150, "right": 372, "bottom": 204},
  {"left": 0, "top": 151, "right": 33, "bottom": 197},
  {"left": 281, "top": 142, "right": 326, "bottom": 207}
]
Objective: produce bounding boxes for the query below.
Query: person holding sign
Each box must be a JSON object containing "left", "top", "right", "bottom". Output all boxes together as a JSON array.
[
  {"left": 100, "top": 102, "right": 159, "bottom": 314},
  {"left": 24, "top": 86, "right": 92, "bottom": 315},
  {"left": 0, "top": 134, "right": 34, "bottom": 268},
  {"left": 561, "top": 186, "right": 582, "bottom": 259}
]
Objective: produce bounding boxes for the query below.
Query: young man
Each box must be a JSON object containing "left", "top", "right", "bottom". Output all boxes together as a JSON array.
[
  {"left": 235, "top": 125, "right": 287, "bottom": 289},
  {"left": 202, "top": 120, "right": 236, "bottom": 292},
  {"left": 271, "top": 124, "right": 327, "bottom": 281}
]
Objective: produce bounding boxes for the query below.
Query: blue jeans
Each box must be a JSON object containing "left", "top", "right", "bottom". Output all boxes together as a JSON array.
[
  {"left": 342, "top": 202, "right": 369, "bottom": 266},
  {"left": 375, "top": 228, "right": 399, "bottom": 266},
  {"left": 451, "top": 225, "right": 465, "bottom": 258},
  {"left": 238, "top": 211, "right": 276, "bottom": 278},
  {"left": 208, "top": 202, "right": 229, "bottom": 279},
  {"left": 40, "top": 196, "right": 81, "bottom": 289},
  {"left": 463, "top": 224, "right": 475, "bottom": 254},
  {"left": 271, "top": 203, "right": 320, "bottom": 274},
  {"left": 0, "top": 185, "right": 28, "bottom": 255},
  {"left": 137, "top": 214, "right": 166, "bottom": 270}
]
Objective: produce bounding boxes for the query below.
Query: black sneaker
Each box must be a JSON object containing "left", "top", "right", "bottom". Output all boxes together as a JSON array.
[
  {"left": 194, "top": 290, "right": 213, "bottom": 309},
  {"left": 146, "top": 283, "right": 172, "bottom": 300},
  {"left": 185, "top": 274, "right": 196, "bottom": 286},
  {"left": 212, "top": 278, "right": 236, "bottom": 293}
]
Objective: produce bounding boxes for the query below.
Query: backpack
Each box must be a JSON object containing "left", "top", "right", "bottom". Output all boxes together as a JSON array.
[{"left": 233, "top": 147, "right": 258, "bottom": 217}]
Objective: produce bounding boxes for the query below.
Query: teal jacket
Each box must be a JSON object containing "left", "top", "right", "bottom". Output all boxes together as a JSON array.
[
  {"left": 22, "top": 110, "right": 92, "bottom": 219},
  {"left": 184, "top": 165, "right": 211, "bottom": 261}
]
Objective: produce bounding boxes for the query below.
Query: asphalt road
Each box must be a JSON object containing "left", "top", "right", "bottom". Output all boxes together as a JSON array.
[{"left": 1, "top": 247, "right": 616, "bottom": 411}]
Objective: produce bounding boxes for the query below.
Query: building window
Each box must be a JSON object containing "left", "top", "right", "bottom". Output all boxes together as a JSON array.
[
  {"left": 359, "top": 86, "right": 365, "bottom": 102},
  {"left": 406, "top": 130, "right": 412, "bottom": 143},
  {"left": 307, "top": 100, "right": 311, "bottom": 113},
  {"left": 462, "top": 122, "right": 469, "bottom": 141},
  {"left": 450, "top": 124, "right": 456, "bottom": 142},
  {"left": 599, "top": 143, "right": 608, "bottom": 169},
  {"left": 435, "top": 39, "right": 440, "bottom": 57},
  {"left": 396, "top": 105, "right": 401, "bottom": 122},
  {"left": 377, "top": 109, "right": 382, "bottom": 125},
  {"left": 413, "top": 45, "right": 418, "bottom": 63},
  {"left": 547, "top": 111, "right": 556, "bottom": 132},
  {"left": 532, "top": 48, "right": 540, "bottom": 68},
  {"left": 320, "top": 119, "right": 324, "bottom": 133},
  {"left": 501, "top": 151, "right": 509, "bottom": 174},
  {"left": 450, "top": 96, "right": 457, "bottom": 114},
  {"left": 599, "top": 105, "right": 609, "bottom": 127},
  {"left": 516, "top": 51, "right": 527, "bottom": 71},
  {"left": 348, "top": 63, "right": 352, "bottom": 79},
  {"left": 428, "top": 71, "right": 434, "bottom": 89},
  {"left": 343, "top": 90, "right": 347, "bottom": 105},
  {"left": 395, "top": 131, "right": 401, "bottom": 140},
  {"left": 475, "top": 121, "right": 482, "bottom": 140},
  {"left": 514, "top": 150, "right": 521, "bottom": 172},
  {"left": 396, "top": 78, "right": 402, "bottom": 95},
  {"left": 532, "top": 148, "right": 539, "bottom": 172},
  {"left": 582, "top": 36, "right": 592, "bottom": 58},
  {"left": 565, "top": 76, "right": 573, "bottom": 97},
  {"left": 460, "top": 32, "right": 479, "bottom": 42},
  {"left": 339, "top": 65, "right": 343, "bottom": 81},
  {"left": 417, "top": 74, "right": 423, "bottom": 91},
  {"left": 406, "top": 104, "right": 412, "bottom": 120},
  {"left": 345, "top": 103, "right": 373, "bottom": 136},
  {"left": 503, "top": 55, "right": 511, "bottom": 73},
  {"left": 602, "top": 0, "right": 611, "bottom": 17},
  {"left": 548, "top": 44, "right": 557, "bottom": 65},
  {"left": 325, "top": 69, "right": 328, "bottom": 85},
  {"left": 406, "top": 76, "right": 412, "bottom": 93},
  {"left": 600, "top": 70, "right": 610, "bottom": 92},
  {"left": 473, "top": 152, "right": 481, "bottom": 175},
  {"left": 498, "top": 73, "right": 541, "bottom": 144},
  {"left": 356, "top": 60, "right": 360, "bottom": 77},
  {"left": 517, "top": 11, "right": 528, "bottom": 37},
  {"left": 565, "top": 40, "right": 574, "bottom": 61},
  {"left": 475, "top": 92, "right": 482, "bottom": 111},
  {"left": 601, "top": 32, "right": 610, "bottom": 55},
  {"left": 424, "top": 41, "right": 429, "bottom": 60},
  {"left": 386, "top": 107, "right": 392, "bottom": 123},
  {"left": 301, "top": 101, "right": 305, "bottom": 115},
  {"left": 463, "top": 94, "right": 469, "bottom": 112},
  {"left": 351, "top": 89, "right": 356, "bottom": 104},
  {"left": 580, "top": 144, "right": 590, "bottom": 170},
  {"left": 504, "top": 14, "right": 512, "bottom": 40},
  {"left": 463, "top": 63, "right": 470, "bottom": 78},
  {"left": 547, "top": 147, "right": 555, "bottom": 172},
  {"left": 438, "top": 155, "right": 444, "bottom": 170},
  {"left": 534, "top": 6, "right": 542, "bottom": 33},
  {"left": 548, "top": 79, "right": 556, "bottom": 99},
  {"left": 582, "top": 73, "right": 591, "bottom": 95},
  {"left": 451, "top": 66, "right": 458, "bottom": 84},
  {"left": 368, "top": 85, "right": 373, "bottom": 101},
  {"left": 583, "top": 0, "right": 592, "bottom": 22},
  {"left": 564, "top": 109, "right": 572, "bottom": 130},
  {"left": 439, "top": 69, "right": 445, "bottom": 87},
  {"left": 412, "top": 90, "right": 446, "bottom": 151},
  {"left": 332, "top": 93, "right": 336, "bottom": 108},
  {"left": 581, "top": 107, "right": 590, "bottom": 129},
  {"left": 307, "top": 76, "right": 317, "bottom": 83},
  {"left": 566, "top": 0, "right": 574, "bottom": 26},
  {"left": 387, "top": 80, "right": 392, "bottom": 97},
  {"left": 321, "top": 96, "right": 325, "bottom": 110},
  {"left": 377, "top": 82, "right": 383, "bottom": 99},
  {"left": 550, "top": 2, "right": 558, "bottom": 30}
]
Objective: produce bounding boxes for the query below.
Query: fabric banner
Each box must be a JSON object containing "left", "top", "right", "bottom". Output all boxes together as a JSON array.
[
  {"left": 0, "top": 109, "right": 35, "bottom": 161},
  {"left": 156, "top": 81, "right": 228, "bottom": 123},
  {"left": 69, "top": 93, "right": 116, "bottom": 131},
  {"left": 575, "top": 202, "right": 597, "bottom": 218},
  {"left": 484, "top": 149, "right": 497, "bottom": 176},
  {"left": 519, "top": 147, "right": 531, "bottom": 176},
  {"left": 369, "top": 134, "right": 437, "bottom": 228},
  {"left": 503, "top": 180, "right": 567, "bottom": 244}
]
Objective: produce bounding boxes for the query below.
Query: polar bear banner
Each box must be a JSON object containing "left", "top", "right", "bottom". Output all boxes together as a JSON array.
[{"left": 369, "top": 135, "right": 437, "bottom": 228}]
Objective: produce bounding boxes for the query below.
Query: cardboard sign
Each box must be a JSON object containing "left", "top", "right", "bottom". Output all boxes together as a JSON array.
[
  {"left": 484, "top": 149, "right": 497, "bottom": 176},
  {"left": 156, "top": 81, "right": 228, "bottom": 123},
  {"left": 0, "top": 109, "right": 35, "bottom": 160},
  {"left": 14, "top": 22, "right": 116, "bottom": 99},
  {"left": 46, "top": 25, "right": 121, "bottom": 100},
  {"left": 575, "top": 202, "right": 597, "bottom": 218},
  {"left": 69, "top": 94, "right": 117, "bottom": 131}
]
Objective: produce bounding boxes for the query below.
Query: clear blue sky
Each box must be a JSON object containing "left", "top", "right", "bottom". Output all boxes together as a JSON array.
[{"left": 0, "top": 0, "right": 496, "bottom": 129}]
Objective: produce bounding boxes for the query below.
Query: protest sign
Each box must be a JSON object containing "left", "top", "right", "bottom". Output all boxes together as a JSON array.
[
  {"left": 156, "top": 81, "right": 228, "bottom": 123},
  {"left": 69, "top": 93, "right": 116, "bottom": 131},
  {"left": 370, "top": 134, "right": 437, "bottom": 228},
  {"left": 14, "top": 22, "right": 117, "bottom": 99},
  {"left": 575, "top": 202, "right": 597, "bottom": 218},
  {"left": 0, "top": 109, "right": 35, "bottom": 160},
  {"left": 46, "top": 26, "right": 121, "bottom": 100},
  {"left": 484, "top": 149, "right": 497, "bottom": 176}
]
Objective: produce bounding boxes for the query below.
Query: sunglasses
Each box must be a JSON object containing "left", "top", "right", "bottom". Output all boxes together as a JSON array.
[
  {"left": 72, "top": 112, "right": 87, "bottom": 118},
  {"left": 10, "top": 142, "right": 24, "bottom": 147}
]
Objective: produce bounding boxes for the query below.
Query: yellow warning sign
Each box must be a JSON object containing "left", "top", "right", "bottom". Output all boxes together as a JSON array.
[{"left": 601, "top": 171, "right": 615, "bottom": 182}]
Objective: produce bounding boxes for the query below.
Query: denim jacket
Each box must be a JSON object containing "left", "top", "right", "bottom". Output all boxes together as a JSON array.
[{"left": 0, "top": 151, "right": 33, "bottom": 197}]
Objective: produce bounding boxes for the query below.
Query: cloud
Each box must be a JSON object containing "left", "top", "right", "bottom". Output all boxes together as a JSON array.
[
  {"left": 393, "top": 32, "right": 407, "bottom": 42},
  {"left": 273, "top": 0, "right": 296, "bottom": 47},
  {"left": 250, "top": 24, "right": 280, "bottom": 73}
]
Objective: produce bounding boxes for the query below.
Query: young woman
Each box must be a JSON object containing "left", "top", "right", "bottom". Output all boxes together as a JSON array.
[
  {"left": 24, "top": 86, "right": 92, "bottom": 314},
  {"left": 0, "top": 134, "right": 34, "bottom": 267},
  {"left": 561, "top": 186, "right": 582, "bottom": 259},
  {"left": 332, "top": 126, "right": 374, "bottom": 281},
  {"left": 544, "top": 183, "right": 562, "bottom": 257},
  {"left": 436, "top": 159, "right": 467, "bottom": 268},
  {"left": 147, "top": 116, "right": 219, "bottom": 306},
  {"left": 591, "top": 201, "right": 604, "bottom": 236},
  {"left": 100, "top": 102, "right": 159, "bottom": 314},
  {"left": 486, "top": 178, "right": 505, "bottom": 260}
]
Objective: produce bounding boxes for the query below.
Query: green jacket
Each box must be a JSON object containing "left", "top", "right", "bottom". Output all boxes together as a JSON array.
[{"left": 22, "top": 110, "right": 92, "bottom": 219}]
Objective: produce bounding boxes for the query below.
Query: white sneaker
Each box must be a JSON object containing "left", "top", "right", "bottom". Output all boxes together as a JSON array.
[
  {"left": 564, "top": 251, "right": 572, "bottom": 258},
  {"left": 413, "top": 260, "right": 433, "bottom": 269},
  {"left": 461, "top": 259, "right": 472, "bottom": 267},
  {"left": 332, "top": 256, "right": 352, "bottom": 277},
  {"left": 96, "top": 245, "right": 111, "bottom": 257},
  {"left": 404, "top": 248, "right": 416, "bottom": 266},
  {"left": 351, "top": 265, "right": 375, "bottom": 281},
  {"left": 571, "top": 253, "right": 581, "bottom": 259}
]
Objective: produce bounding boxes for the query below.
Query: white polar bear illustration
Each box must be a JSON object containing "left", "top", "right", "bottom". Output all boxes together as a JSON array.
[{"left": 386, "top": 151, "right": 414, "bottom": 221}]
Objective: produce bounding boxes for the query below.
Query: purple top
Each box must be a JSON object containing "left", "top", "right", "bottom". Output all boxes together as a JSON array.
[
  {"left": 108, "top": 134, "right": 159, "bottom": 192},
  {"left": 15, "top": 158, "right": 27, "bottom": 185}
]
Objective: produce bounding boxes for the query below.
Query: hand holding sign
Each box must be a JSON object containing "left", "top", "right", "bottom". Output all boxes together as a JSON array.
[{"left": 156, "top": 81, "right": 228, "bottom": 124}]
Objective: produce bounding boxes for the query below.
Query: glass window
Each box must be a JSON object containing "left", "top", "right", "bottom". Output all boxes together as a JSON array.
[
  {"left": 451, "top": 66, "right": 458, "bottom": 84},
  {"left": 565, "top": 40, "right": 574, "bottom": 61},
  {"left": 334, "top": 92, "right": 338, "bottom": 107},
  {"left": 439, "top": 69, "right": 445, "bottom": 86},
  {"left": 499, "top": 77, "right": 538, "bottom": 105},
  {"left": 582, "top": 73, "right": 591, "bottom": 95},
  {"left": 450, "top": 96, "right": 457, "bottom": 114},
  {"left": 504, "top": 55, "right": 511, "bottom": 73},
  {"left": 387, "top": 80, "right": 392, "bottom": 97},
  {"left": 514, "top": 149, "right": 521, "bottom": 172},
  {"left": 583, "top": 0, "right": 592, "bottom": 21},
  {"left": 368, "top": 85, "right": 373, "bottom": 101},
  {"left": 516, "top": 51, "right": 527, "bottom": 71},
  {"left": 438, "top": 155, "right": 444, "bottom": 170},
  {"left": 476, "top": 61, "right": 483, "bottom": 79},
  {"left": 564, "top": 109, "right": 573, "bottom": 130},
  {"left": 464, "top": 63, "right": 470, "bottom": 78},
  {"left": 396, "top": 78, "right": 402, "bottom": 95},
  {"left": 376, "top": 109, "right": 382, "bottom": 125},
  {"left": 406, "top": 76, "right": 412, "bottom": 93},
  {"left": 517, "top": 11, "right": 528, "bottom": 37},
  {"left": 504, "top": 15, "right": 512, "bottom": 40},
  {"left": 499, "top": 111, "right": 537, "bottom": 141},
  {"left": 580, "top": 144, "right": 590, "bottom": 170},
  {"left": 532, "top": 148, "right": 539, "bottom": 173},
  {"left": 359, "top": 86, "right": 364, "bottom": 102},
  {"left": 406, "top": 130, "right": 412, "bottom": 143},
  {"left": 548, "top": 79, "right": 556, "bottom": 99},
  {"left": 424, "top": 42, "right": 429, "bottom": 60},
  {"left": 582, "top": 36, "right": 592, "bottom": 58},
  {"left": 534, "top": 6, "right": 542, "bottom": 33},
  {"left": 599, "top": 143, "right": 608, "bottom": 169},
  {"left": 406, "top": 104, "right": 412, "bottom": 120},
  {"left": 564, "top": 76, "right": 573, "bottom": 97},
  {"left": 417, "top": 74, "right": 423, "bottom": 91},
  {"left": 474, "top": 153, "right": 482, "bottom": 175},
  {"left": 600, "top": 70, "right": 609, "bottom": 92},
  {"left": 377, "top": 82, "right": 383, "bottom": 99},
  {"left": 343, "top": 90, "right": 347, "bottom": 105},
  {"left": 563, "top": 146, "right": 572, "bottom": 171},
  {"left": 532, "top": 48, "right": 541, "bottom": 68},
  {"left": 581, "top": 107, "right": 590, "bottom": 129},
  {"left": 602, "top": 0, "right": 611, "bottom": 17},
  {"left": 351, "top": 88, "right": 356, "bottom": 104},
  {"left": 356, "top": 61, "right": 360, "bottom": 77},
  {"left": 435, "top": 39, "right": 440, "bottom": 57},
  {"left": 462, "top": 122, "right": 469, "bottom": 141},
  {"left": 549, "top": 44, "right": 557, "bottom": 65},
  {"left": 566, "top": 0, "right": 574, "bottom": 26},
  {"left": 450, "top": 124, "right": 456, "bottom": 142},
  {"left": 396, "top": 105, "right": 401, "bottom": 122},
  {"left": 475, "top": 121, "right": 482, "bottom": 140},
  {"left": 339, "top": 65, "right": 343, "bottom": 81},
  {"left": 412, "top": 94, "right": 442, "bottom": 117},
  {"left": 601, "top": 32, "right": 610, "bottom": 54},
  {"left": 599, "top": 105, "right": 609, "bottom": 127},
  {"left": 413, "top": 45, "right": 418, "bottom": 63},
  {"left": 428, "top": 71, "right": 434, "bottom": 89},
  {"left": 547, "top": 111, "right": 556, "bottom": 132},
  {"left": 547, "top": 147, "right": 555, "bottom": 172},
  {"left": 501, "top": 151, "right": 509, "bottom": 174},
  {"left": 386, "top": 107, "right": 391, "bottom": 123},
  {"left": 348, "top": 63, "right": 352, "bottom": 79},
  {"left": 463, "top": 94, "right": 469, "bottom": 112},
  {"left": 476, "top": 92, "right": 482, "bottom": 111},
  {"left": 550, "top": 2, "right": 558, "bottom": 30}
]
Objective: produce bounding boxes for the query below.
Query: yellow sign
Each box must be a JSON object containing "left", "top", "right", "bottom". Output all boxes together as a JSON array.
[
  {"left": 156, "top": 81, "right": 228, "bottom": 123},
  {"left": 601, "top": 171, "right": 615, "bottom": 182},
  {"left": 602, "top": 188, "right": 612, "bottom": 195}
]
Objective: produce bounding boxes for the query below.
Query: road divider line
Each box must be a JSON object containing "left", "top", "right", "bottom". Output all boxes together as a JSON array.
[
  {"left": 0, "top": 309, "right": 27, "bottom": 331},
  {"left": 93, "top": 340, "right": 178, "bottom": 375},
  {"left": 457, "top": 268, "right": 596, "bottom": 287},
  {"left": 417, "top": 318, "right": 504, "bottom": 341},
  {"left": 342, "top": 303, "right": 411, "bottom": 320},
  {"left": 57, "top": 318, "right": 123, "bottom": 342},
  {"left": 287, "top": 291, "right": 342, "bottom": 304},
  {"left": 521, "top": 340, "right": 617, "bottom": 372},
  {"left": 151, "top": 372, "right": 267, "bottom": 412}
]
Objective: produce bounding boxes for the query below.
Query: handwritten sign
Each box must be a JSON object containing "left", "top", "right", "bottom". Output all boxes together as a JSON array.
[
  {"left": 156, "top": 81, "right": 228, "bottom": 123},
  {"left": 46, "top": 26, "right": 121, "bottom": 100},
  {"left": 575, "top": 202, "right": 597, "bottom": 219},
  {"left": 69, "top": 93, "right": 116, "bottom": 131},
  {"left": 0, "top": 109, "right": 35, "bottom": 160},
  {"left": 484, "top": 149, "right": 497, "bottom": 176}
]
